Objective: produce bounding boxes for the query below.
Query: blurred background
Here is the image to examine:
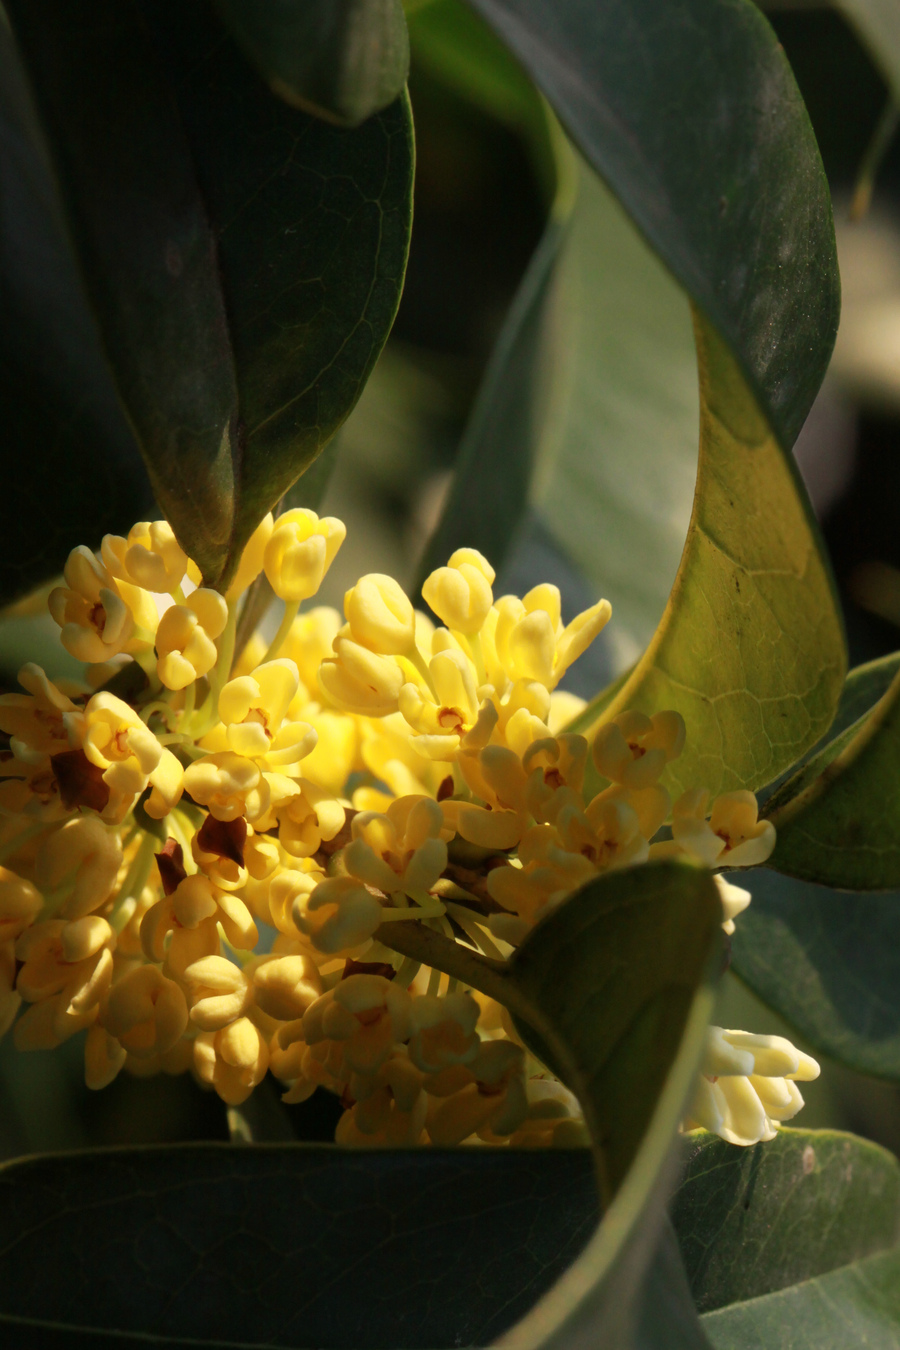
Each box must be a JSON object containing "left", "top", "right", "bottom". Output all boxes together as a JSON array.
[{"left": 3, "top": 0, "right": 900, "bottom": 1161}]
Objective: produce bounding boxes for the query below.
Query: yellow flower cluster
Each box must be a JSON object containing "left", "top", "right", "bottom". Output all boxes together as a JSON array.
[{"left": 0, "top": 512, "right": 815, "bottom": 1148}]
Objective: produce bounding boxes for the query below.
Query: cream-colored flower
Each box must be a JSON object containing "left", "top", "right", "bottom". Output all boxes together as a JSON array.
[
  {"left": 672, "top": 789, "right": 776, "bottom": 868},
  {"left": 684, "top": 1027, "right": 820, "bottom": 1146},
  {"left": 593, "top": 709, "right": 685, "bottom": 788},
  {"left": 194, "top": 1016, "right": 269, "bottom": 1105}
]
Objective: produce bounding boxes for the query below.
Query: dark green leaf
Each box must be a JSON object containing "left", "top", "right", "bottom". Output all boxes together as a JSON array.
[
  {"left": 5, "top": 0, "right": 414, "bottom": 588},
  {"left": 673, "top": 1128, "right": 900, "bottom": 1313},
  {"left": 0, "top": 14, "right": 153, "bottom": 607},
  {"left": 580, "top": 316, "right": 846, "bottom": 798},
  {"left": 730, "top": 868, "right": 900, "bottom": 1079},
  {"left": 490, "top": 862, "right": 723, "bottom": 1350},
  {"left": 0, "top": 1145, "right": 598, "bottom": 1347},
  {"left": 214, "top": 0, "right": 409, "bottom": 126},
  {"left": 506, "top": 862, "right": 723, "bottom": 1204},
  {"left": 467, "top": 0, "right": 840, "bottom": 452},
  {"left": 766, "top": 666, "right": 900, "bottom": 888},
  {"left": 701, "top": 1247, "right": 900, "bottom": 1349},
  {"left": 636, "top": 1223, "right": 716, "bottom": 1350}
]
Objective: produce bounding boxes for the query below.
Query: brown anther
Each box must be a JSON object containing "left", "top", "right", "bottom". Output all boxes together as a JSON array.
[
  {"left": 50, "top": 749, "right": 110, "bottom": 813},
  {"left": 628, "top": 742, "right": 647, "bottom": 759},
  {"left": 355, "top": 1007, "right": 384, "bottom": 1027},
  {"left": 30, "top": 769, "right": 59, "bottom": 805},
  {"left": 437, "top": 775, "right": 454, "bottom": 802},
  {"left": 476, "top": 1081, "right": 505, "bottom": 1098},
  {"left": 543, "top": 768, "right": 565, "bottom": 789},
  {"left": 196, "top": 813, "right": 247, "bottom": 866},
  {"left": 342, "top": 959, "right": 395, "bottom": 981},
  {"left": 155, "top": 838, "right": 187, "bottom": 895},
  {"left": 88, "top": 601, "right": 106, "bottom": 635},
  {"left": 580, "top": 844, "right": 598, "bottom": 863},
  {"left": 437, "top": 706, "right": 465, "bottom": 733}
]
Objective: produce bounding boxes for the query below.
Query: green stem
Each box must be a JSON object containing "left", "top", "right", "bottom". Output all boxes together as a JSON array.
[
  {"left": 374, "top": 918, "right": 518, "bottom": 1011},
  {"left": 409, "top": 647, "right": 437, "bottom": 696},
  {"left": 851, "top": 96, "right": 900, "bottom": 221},
  {"left": 261, "top": 599, "right": 299, "bottom": 664}
]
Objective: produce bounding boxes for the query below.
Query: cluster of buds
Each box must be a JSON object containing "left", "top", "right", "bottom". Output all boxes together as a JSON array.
[{"left": 0, "top": 512, "right": 816, "bottom": 1148}]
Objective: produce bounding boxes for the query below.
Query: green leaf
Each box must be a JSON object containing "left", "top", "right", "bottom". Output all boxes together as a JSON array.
[
  {"left": 484, "top": 861, "right": 724, "bottom": 1350},
  {"left": 673, "top": 1128, "right": 900, "bottom": 1313},
  {"left": 730, "top": 868, "right": 900, "bottom": 1079},
  {"left": 467, "top": 0, "right": 840, "bottom": 453},
  {"left": 766, "top": 665, "right": 900, "bottom": 888},
  {"left": 0, "top": 15, "right": 154, "bottom": 607},
  {"left": 0, "top": 1145, "right": 598, "bottom": 1347},
  {"left": 580, "top": 316, "right": 846, "bottom": 798},
  {"left": 504, "top": 862, "right": 723, "bottom": 1205},
  {"left": 702, "top": 1247, "right": 900, "bottom": 1349},
  {"left": 5, "top": 0, "right": 414, "bottom": 588},
  {"left": 213, "top": 0, "right": 409, "bottom": 126}
]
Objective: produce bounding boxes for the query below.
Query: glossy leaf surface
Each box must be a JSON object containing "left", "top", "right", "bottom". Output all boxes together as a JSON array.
[
  {"left": 673, "top": 1128, "right": 900, "bottom": 1312},
  {"left": 586, "top": 316, "right": 846, "bottom": 797},
  {"left": 766, "top": 666, "right": 900, "bottom": 888},
  {"left": 0, "top": 15, "right": 155, "bottom": 606},
  {"left": 6, "top": 0, "right": 413, "bottom": 588},
  {"left": 730, "top": 868, "right": 900, "bottom": 1079},
  {"left": 468, "top": 0, "right": 840, "bottom": 453},
  {"left": 214, "top": 0, "right": 409, "bottom": 125}
]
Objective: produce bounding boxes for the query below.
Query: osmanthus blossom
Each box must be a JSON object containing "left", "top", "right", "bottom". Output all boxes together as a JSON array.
[{"left": 0, "top": 511, "right": 817, "bottom": 1144}]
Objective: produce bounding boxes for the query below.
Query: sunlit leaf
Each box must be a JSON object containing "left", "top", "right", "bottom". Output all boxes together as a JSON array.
[
  {"left": 582, "top": 317, "right": 846, "bottom": 797},
  {"left": 214, "top": 0, "right": 409, "bottom": 126}
]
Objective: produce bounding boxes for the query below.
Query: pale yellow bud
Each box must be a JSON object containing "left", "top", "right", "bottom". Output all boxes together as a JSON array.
[
  {"left": 422, "top": 548, "right": 494, "bottom": 635},
  {"left": 253, "top": 954, "right": 322, "bottom": 1021},
  {"left": 156, "top": 589, "right": 228, "bottom": 691},
  {"left": 0, "top": 867, "right": 42, "bottom": 941},
  {"left": 194, "top": 1017, "right": 268, "bottom": 1105},
  {"left": 183, "top": 955, "right": 252, "bottom": 1030},
  {"left": 264, "top": 509, "right": 346, "bottom": 601},
  {"left": 344, "top": 573, "right": 416, "bottom": 654},
  {"left": 35, "top": 815, "right": 123, "bottom": 919}
]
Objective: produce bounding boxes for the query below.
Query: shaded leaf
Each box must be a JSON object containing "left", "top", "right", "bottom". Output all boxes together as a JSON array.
[
  {"left": 673, "top": 1128, "right": 900, "bottom": 1312},
  {"left": 581, "top": 316, "right": 846, "bottom": 798},
  {"left": 701, "top": 1247, "right": 900, "bottom": 1350},
  {"left": 467, "top": 0, "right": 840, "bottom": 452},
  {"left": 6, "top": 0, "right": 413, "bottom": 588},
  {"left": 505, "top": 861, "right": 723, "bottom": 1205},
  {"left": 730, "top": 868, "right": 900, "bottom": 1079},
  {"left": 0, "top": 13, "right": 153, "bottom": 607},
  {"left": 489, "top": 863, "right": 723, "bottom": 1350},
  {"left": 636, "top": 1222, "right": 716, "bottom": 1350},
  {"left": 0, "top": 1146, "right": 598, "bottom": 1347},
  {"left": 766, "top": 666, "right": 900, "bottom": 888},
  {"left": 214, "top": 0, "right": 409, "bottom": 126}
]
